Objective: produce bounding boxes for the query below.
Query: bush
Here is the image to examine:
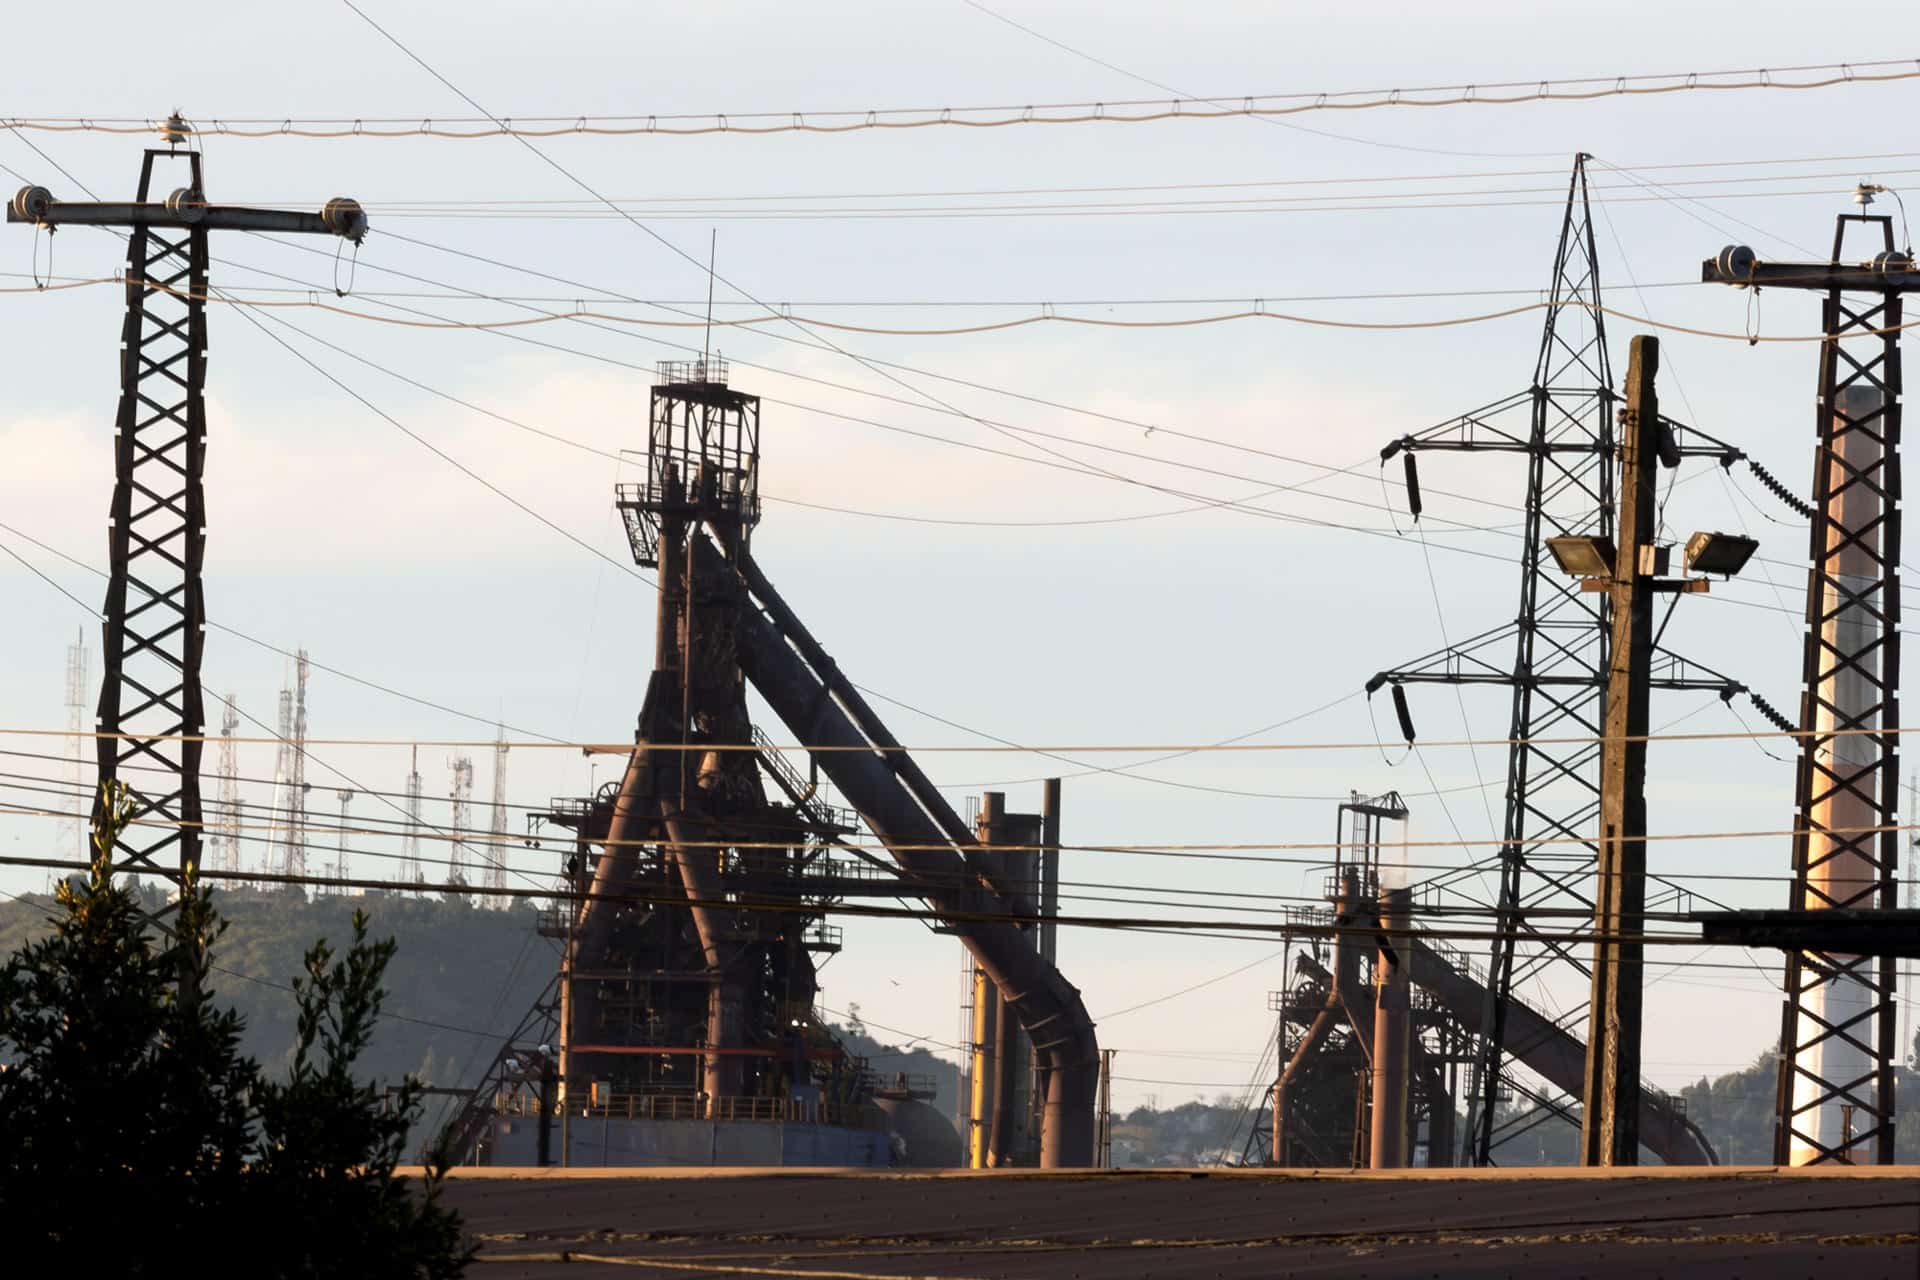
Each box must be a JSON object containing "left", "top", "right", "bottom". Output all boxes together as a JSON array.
[{"left": 0, "top": 792, "right": 471, "bottom": 1276}]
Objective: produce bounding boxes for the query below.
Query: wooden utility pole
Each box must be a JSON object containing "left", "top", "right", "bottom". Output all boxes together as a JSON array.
[{"left": 1580, "top": 335, "right": 1660, "bottom": 1165}]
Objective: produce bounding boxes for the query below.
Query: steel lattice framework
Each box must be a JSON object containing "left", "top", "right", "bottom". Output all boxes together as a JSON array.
[
  {"left": 1775, "top": 215, "right": 1905, "bottom": 1164},
  {"left": 7, "top": 138, "right": 365, "bottom": 920},
  {"left": 94, "top": 148, "right": 212, "bottom": 897},
  {"left": 1372, "top": 154, "right": 1767, "bottom": 1165}
]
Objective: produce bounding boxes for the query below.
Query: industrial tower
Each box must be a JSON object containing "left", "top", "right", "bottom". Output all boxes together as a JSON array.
[
  {"left": 438, "top": 357, "right": 1099, "bottom": 1167},
  {"left": 6, "top": 132, "right": 363, "bottom": 924},
  {"left": 1372, "top": 154, "right": 1767, "bottom": 1164}
]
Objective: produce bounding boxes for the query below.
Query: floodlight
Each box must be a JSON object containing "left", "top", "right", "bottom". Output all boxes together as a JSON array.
[
  {"left": 1546, "top": 535, "right": 1616, "bottom": 578},
  {"left": 1684, "top": 531, "right": 1759, "bottom": 577}
]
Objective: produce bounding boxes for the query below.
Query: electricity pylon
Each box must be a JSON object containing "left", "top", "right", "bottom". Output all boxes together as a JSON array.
[
  {"left": 5, "top": 122, "right": 364, "bottom": 924},
  {"left": 1370, "top": 154, "right": 1778, "bottom": 1165}
]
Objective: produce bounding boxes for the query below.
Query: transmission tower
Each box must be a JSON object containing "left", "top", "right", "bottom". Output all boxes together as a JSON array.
[
  {"left": 276, "top": 651, "right": 311, "bottom": 884},
  {"left": 269, "top": 682, "right": 295, "bottom": 878},
  {"left": 333, "top": 788, "right": 354, "bottom": 890},
  {"left": 448, "top": 754, "right": 475, "bottom": 900},
  {"left": 486, "top": 728, "right": 510, "bottom": 899},
  {"left": 403, "top": 745, "right": 425, "bottom": 891},
  {"left": 211, "top": 695, "right": 241, "bottom": 877},
  {"left": 5, "top": 127, "right": 364, "bottom": 924},
  {"left": 64, "top": 628, "right": 89, "bottom": 858},
  {"left": 1371, "top": 154, "right": 1768, "bottom": 1166}
]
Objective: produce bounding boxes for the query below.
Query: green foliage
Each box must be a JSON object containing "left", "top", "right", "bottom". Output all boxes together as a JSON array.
[{"left": 0, "top": 794, "right": 472, "bottom": 1276}]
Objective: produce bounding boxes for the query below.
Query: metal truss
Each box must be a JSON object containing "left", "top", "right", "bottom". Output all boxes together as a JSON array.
[
  {"left": 93, "top": 149, "right": 211, "bottom": 902},
  {"left": 5, "top": 143, "right": 365, "bottom": 919},
  {"left": 1775, "top": 214, "right": 1905, "bottom": 1165},
  {"left": 1370, "top": 154, "right": 1770, "bottom": 1166}
]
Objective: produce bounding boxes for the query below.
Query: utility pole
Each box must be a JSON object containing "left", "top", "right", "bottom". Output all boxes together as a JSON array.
[
  {"left": 6, "top": 124, "right": 364, "bottom": 927},
  {"left": 1580, "top": 335, "right": 1661, "bottom": 1166},
  {"left": 1702, "top": 201, "right": 1915, "bottom": 1164}
]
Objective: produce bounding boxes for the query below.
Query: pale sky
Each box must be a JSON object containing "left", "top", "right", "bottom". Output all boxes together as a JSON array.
[{"left": 3, "top": 0, "right": 1917, "bottom": 1118}]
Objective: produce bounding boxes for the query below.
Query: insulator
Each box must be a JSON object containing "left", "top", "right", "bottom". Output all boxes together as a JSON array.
[
  {"left": 1715, "top": 244, "right": 1756, "bottom": 282},
  {"left": 1872, "top": 250, "right": 1915, "bottom": 274},
  {"left": 158, "top": 114, "right": 192, "bottom": 145},
  {"left": 164, "top": 188, "right": 206, "bottom": 223},
  {"left": 10, "top": 185, "right": 52, "bottom": 222},
  {"left": 1390, "top": 685, "right": 1416, "bottom": 745},
  {"left": 321, "top": 196, "right": 369, "bottom": 244},
  {"left": 1401, "top": 453, "right": 1423, "bottom": 521}
]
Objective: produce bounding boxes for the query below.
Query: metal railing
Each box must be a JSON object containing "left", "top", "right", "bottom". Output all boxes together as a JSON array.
[{"left": 567, "top": 1092, "right": 885, "bottom": 1129}]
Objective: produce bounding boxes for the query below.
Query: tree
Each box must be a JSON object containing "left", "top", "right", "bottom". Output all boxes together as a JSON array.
[{"left": 0, "top": 790, "right": 471, "bottom": 1276}]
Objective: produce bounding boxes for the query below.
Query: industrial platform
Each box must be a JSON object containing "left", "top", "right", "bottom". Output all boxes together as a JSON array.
[{"left": 427, "top": 1165, "right": 1920, "bottom": 1278}]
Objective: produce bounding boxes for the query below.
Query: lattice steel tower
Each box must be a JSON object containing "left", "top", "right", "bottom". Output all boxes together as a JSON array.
[
  {"left": 404, "top": 745, "right": 425, "bottom": 889},
  {"left": 64, "top": 628, "right": 90, "bottom": 858},
  {"left": 486, "top": 729, "right": 510, "bottom": 898},
  {"left": 1702, "top": 204, "right": 1917, "bottom": 1164},
  {"left": 210, "top": 695, "right": 241, "bottom": 876},
  {"left": 448, "top": 754, "right": 475, "bottom": 898},
  {"left": 1372, "top": 155, "right": 1761, "bottom": 1165},
  {"left": 5, "top": 127, "right": 363, "bottom": 918}
]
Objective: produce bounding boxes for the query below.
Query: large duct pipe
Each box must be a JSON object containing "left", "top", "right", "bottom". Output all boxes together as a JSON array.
[
  {"left": 566, "top": 501, "right": 686, "bottom": 1077},
  {"left": 1370, "top": 887, "right": 1412, "bottom": 1169},
  {"left": 979, "top": 794, "right": 1020, "bottom": 1166},
  {"left": 702, "top": 533, "right": 1100, "bottom": 1165},
  {"left": 1402, "top": 935, "right": 1714, "bottom": 1165},
  {"left": 659, "top": 805, "right": 744, "bottom": 1104}
]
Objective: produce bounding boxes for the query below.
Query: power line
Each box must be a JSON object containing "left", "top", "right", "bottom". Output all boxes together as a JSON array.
[
  {"left": 187, "top": 151, "right": 1920, "bottom": 208},
  {"left": 4, "top": 719, "right": 1913, "bottom": 755},
  {"left": 0, "top": 850, "right": 1778, "bottom": 949},
  {"left": 9, "top": 56, "right": 1913, "bottom": 138}
]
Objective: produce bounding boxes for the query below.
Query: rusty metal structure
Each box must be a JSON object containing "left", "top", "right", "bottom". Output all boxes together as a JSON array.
[
  {"left": 4, "top": 131, "right": 364, "bottom": 926},
  {"left": 1369, "top": 154, "right": 1771, "bottom": 1165},
  {"left": 442, "top": 359, "right": 1096, "bottom": 1166},
  {"left": 1255, "top": 790, "right": 1712, "bottom": 1168},
  {"left": 1702, "top": 208, "right": 1917, "bottom": 1164}
]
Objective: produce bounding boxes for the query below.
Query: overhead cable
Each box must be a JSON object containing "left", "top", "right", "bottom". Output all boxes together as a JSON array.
[{"left": 5, "top": 57, "right": 1914, "bottom": 138}]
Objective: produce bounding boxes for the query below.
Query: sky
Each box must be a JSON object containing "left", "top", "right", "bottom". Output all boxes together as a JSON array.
[{"left": 2, "top": 0, "right": 1918, "bottom": 1122}]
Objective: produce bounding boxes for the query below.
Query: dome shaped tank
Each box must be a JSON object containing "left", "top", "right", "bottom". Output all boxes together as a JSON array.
[{"left": 875, "top": 1093, "right": 964, "bottom": 1168}]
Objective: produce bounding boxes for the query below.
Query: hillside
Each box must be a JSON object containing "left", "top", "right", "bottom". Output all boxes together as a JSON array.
[{"left": 0, "top": 883, "right": 557, "bottom": 1109}]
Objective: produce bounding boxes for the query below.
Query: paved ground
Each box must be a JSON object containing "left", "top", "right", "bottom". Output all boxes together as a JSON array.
[{"left": 429, "top": 1166, "right": 1920, "bottom": 1279}]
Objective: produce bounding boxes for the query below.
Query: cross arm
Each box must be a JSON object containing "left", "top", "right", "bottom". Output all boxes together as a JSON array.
[
  {"left": 9, "top": 186, "right": 367, "bottom": 242},
  {"left": 1702, "top": 244, "right": 1919, "bottom": 292}
]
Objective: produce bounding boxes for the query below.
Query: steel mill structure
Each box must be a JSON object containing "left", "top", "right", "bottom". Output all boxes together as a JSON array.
[{"left": 437, "top": 359, "right": 1091, "bottom": 1168}]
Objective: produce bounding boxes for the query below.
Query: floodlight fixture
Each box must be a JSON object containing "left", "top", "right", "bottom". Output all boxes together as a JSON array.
[
  {"left": 1546, "top": 535, "right": 1616, "bottom": 578},
  {"left": 1684, "top": 531, "right": 1759, "bottom": 578}
]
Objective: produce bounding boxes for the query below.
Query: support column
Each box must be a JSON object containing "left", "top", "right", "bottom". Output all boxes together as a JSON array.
[{"left": 1580, "top": 334, "right": 1658, "bottom": 1167}]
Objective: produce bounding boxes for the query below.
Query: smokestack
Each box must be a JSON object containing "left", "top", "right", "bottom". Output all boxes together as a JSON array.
[{"left": 1370, "top": 886, "right": 1412, "bottom": 1169}]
